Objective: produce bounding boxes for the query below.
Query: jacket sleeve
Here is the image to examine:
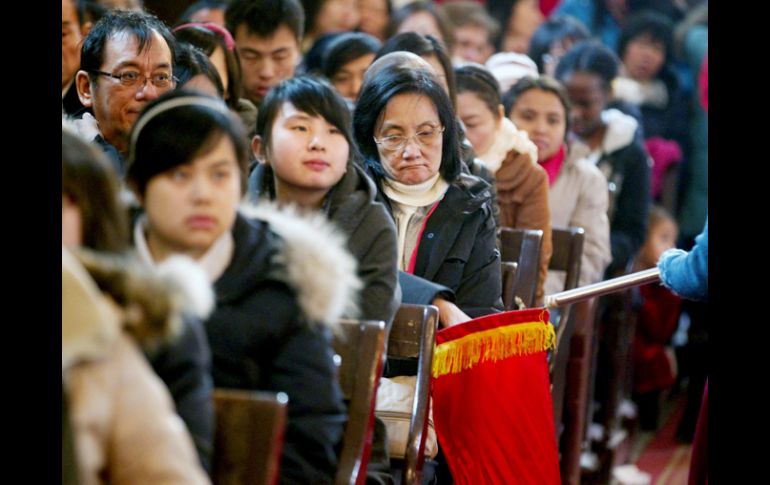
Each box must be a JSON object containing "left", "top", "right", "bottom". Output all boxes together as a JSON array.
[
  {"left": 146, "top": 315, "right": 214, "bottom": 473},
  {"left": 571, "top": 165, "right": 612, "bottom": 287},
  {"left": 516, "top": 167, "right": 552, "bottom": 306},
  {"left": 399, "top": 271, "right": 455, "bottom": 305},
  {"left": 609, "top": 146, "right": 651, "bottom": 275},
  {"left": 657, "top": 219, "right": 708, "bottom": 301},
  {"left": 110, "top": 333, "right": 211, "bottom": 485},
  {"left": 454, "top": 204, "right": 504, "bottom": 317},
  {"left": 356, "top": 207, "right": 401, "bottom": 331}
]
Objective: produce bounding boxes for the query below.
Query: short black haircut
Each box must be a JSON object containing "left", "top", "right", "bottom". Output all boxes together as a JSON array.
[
  {"left": 377, "top": 32, "right": 457, "bottom": 109},
  {"left": 454, "top": 64, "right": 502, "bottom": 118},
  {"left": 302, "top": 32, "right": 344, "bottom": 74},
  {"left": 353, "top": 67, "right": 462, "bottom": 183},
  {"left": 226, "top": 0, "right": 305, "bottom": 42},
  {"left": 528, "top": 15, "right": 590, "bottom": 73},
  {"left": 554, "top": 39, "right": 619, "bottom": 90},
  {"left": 80, "top": 10, "right": 177, "bottom": 81},
  {"left": 256, "top": 75, "right": 361, "bottom": 165},
  {"left": 322, "top": 32, "right": 381, "bottom": 80},
  {"left": 502, "top": 75, "right": 572, "bottom": 139},
  {"left": 618, "top": 10, "right": 674, "bottom": 66},
  {"left": 174, "top": 43, "right": 226, "bottom": 98},
  {"left": 126, "top": 90, "right": 249, "bottom": 196}
]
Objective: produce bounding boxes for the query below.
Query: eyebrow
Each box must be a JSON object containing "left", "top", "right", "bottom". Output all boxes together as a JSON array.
[
  {"left": 284, "top": 113, "right": 313, "bottom": 122},
  {"left": 113, "top": 60, "right": 172, "bottom": 71},
  {"left": 239, "top": 47, "right": 291, "bottom": 56},
  {"left": 380, "top": 120, "right": 439, "bottom": 130}
]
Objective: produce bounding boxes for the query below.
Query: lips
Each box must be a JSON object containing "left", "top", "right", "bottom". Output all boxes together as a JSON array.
[
  {"left": 186, "top": 215, "right": 216, "bottom": 230},
  {"left": 303, "top": 159, "right": 330, "bottom": 172}
]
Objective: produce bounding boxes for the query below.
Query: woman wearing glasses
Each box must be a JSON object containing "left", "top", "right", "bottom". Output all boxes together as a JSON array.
[{"left": 354, "top": 67, "right": 503, "bottom": 326}]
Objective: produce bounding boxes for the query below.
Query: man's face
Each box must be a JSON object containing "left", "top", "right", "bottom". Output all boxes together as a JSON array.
[
  {"left": 62, "top": 0, "right": 83, "bottom": 89},
  {"left": 234, "top": 24, "right": 300, "bottom": 106},
  {"left": 77, "top": 30, "right": 174, "bottom": 153}
]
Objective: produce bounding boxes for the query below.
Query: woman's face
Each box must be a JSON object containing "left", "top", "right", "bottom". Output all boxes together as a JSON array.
[
  {"left": 397, "top": 11, "right": 446, "bottom": 45},
  {"left": 561, "top": 71, "right": 607, "bottom": 139},
  {"left": 265, "top": 102, "right": 349, "bottom": 199},
  {"left": 143, "top": 135, "right": 241, "bottom": 260},
  {"left": 510, "top": 88, "right": 566, "bottom": 161},
  {"left": 315, "top": 0, "right": 361, "bottom": 35},
  {"left": 421, "top": 54, "right": 449, "bottom": 96},
  {"left": 623, "top": 33, "right": 666, "bottom": 83},
  {"left": 182, "top": 74, "right": 221, "bottom": 98},
  {"left": 62, "top": 194, "right": 83, "bottom": 248},
  {"left": 503, "top": 0, "right": 544, "bottom": 54},
  {"left": 208, "top": 45, "right": 229, "bottom": 95},
  {"left": 457, "top": 91, "right": 500, "bottom": 156},
  {"left": 375, "top": 93, "right": 444, "bottom": 185},
  {"left": 358, "top": 0, "right": 389, "bottom": 40},
  {"left": 331, "top": 53, "right": 376, "bottom": 101}
]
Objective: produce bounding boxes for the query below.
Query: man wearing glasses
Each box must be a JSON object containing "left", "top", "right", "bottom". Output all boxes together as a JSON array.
[{"left": 75, "top": 10, "right": 177, "bottom": 174}]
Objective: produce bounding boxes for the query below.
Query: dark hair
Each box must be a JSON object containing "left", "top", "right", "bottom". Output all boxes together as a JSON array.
[
  {"left": 126, "top": 90, "right": 249, "bottom": 196},
  {"left": 454, "top": 64, "right": 502, "bottom": 118},
  {"left": 302, "top": 32, "right": 345, "bottom": 74},
  {"left": 554, "top": 39, "right": 619, "bottom": 90},
  {"left": 387, "top": 1, "right": 453, "bottom": 49},
  {"left": 322, "top": 32, "right": 381, "bottom": 80},
  {"left": 528, "top": 15, "right": 590, "bottom": 73},
  {"left": 173, "top": 23, "right": 243, "bottom": 106},
  {"left": 177, "top": 0, "right": 228, "bottom": 24},
  {"left": 484, "top": 0, "right": 525, "bottom": 51},
  {"left": 257, "top": 75, "right": 360, "bottom": 162},
  {"left": 353, "top": 67, "right": 462, "bottom": 183},
  {"left": 440, "top": 1, "right": 499, "bottom": 46},
  {"left": 618, "top": 10, "right": 674, "bottom": 68},
  {"left": 78, "top": 0, "right": 108, "bottom": 26},
  {"left": 80, "top": 10, "right": 177, "bottom": 82},
  {"left": 174, "top": 43, "right": 226, "bottom": 98},
  {"left": 226, "top": 0, "right": 305, "bottom": 42},
  {"left": 62, "top": 128, "right": 129, "bottom": 252},
  {"left": 377, "top": 32, "right": 457, "bottom": 109},
  {"left": 502, "top": 75, "right": 572, "bottom": 139}
]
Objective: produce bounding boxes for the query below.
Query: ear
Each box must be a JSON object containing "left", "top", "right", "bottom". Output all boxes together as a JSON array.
[
  {"left": 497, "top": 104, "right": 505, "bottom": 120},
  {"left": 251, "top": 135, "right": 266, "bottom": 163},
  {"left": 76, "top": 71, "right": 94, "bottom": 108},
  {"left": 81, "top": 21, "right": 93, "bottom": 37}
]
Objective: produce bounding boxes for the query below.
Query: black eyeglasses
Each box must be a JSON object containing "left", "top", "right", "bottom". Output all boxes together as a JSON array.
[{"left": 89, "top": 70, "right": 178, "bottom": 89}]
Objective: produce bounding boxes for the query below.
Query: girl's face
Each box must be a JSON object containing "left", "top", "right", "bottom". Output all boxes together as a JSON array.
[
  {"left": 510, "top": 88, "right": 566, "bottom": 161},
  {"left": 62, "top": 194, "right": 83, "bottom": 248},
  {"left": 331, "top": 53, "right": 376, "bottom": 101},
  {"left": 623, "top": 33, "right": 666, "bottom": 83},
  {"left": 503, "top": 0, "right": 544, "bottom": 54},
  {"left": 561, "top": 71, "right": 607, "bottom": 139},
  {"left": 143, "top": 135, "right": 241, "bottom": 261},
  {"left": 358, "top": 0, "right": 389, "bottom": 40},
  {"left": 397, "top": 11, "right": 445, "bottom": 45},
  {"left": 457, "top": 91, "right": 500, "bottom": 156},
  {"left": 375, "top": 93, "right": 444, "bottom": 185},
  {"left": 265, "top": 102, "right": 349, "bottom": 201},
  {"left": 421, "top": 54, "right": 449, "bottom": 97},
  {"left": 640, "top": 217, "right": 678, "bottom": 266},
  {"left": 315, "top": 0, "right": 361, "bottom": 35}
]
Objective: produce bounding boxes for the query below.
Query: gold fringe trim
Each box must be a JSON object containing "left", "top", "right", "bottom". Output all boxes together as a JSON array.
[{"left": 432, "top": 322, "right": 555, "bottom": 378}]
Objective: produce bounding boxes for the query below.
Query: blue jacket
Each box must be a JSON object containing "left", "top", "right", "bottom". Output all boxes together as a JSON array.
[{"left": 657, "top": 219, "right": 708, "bottom": 301}]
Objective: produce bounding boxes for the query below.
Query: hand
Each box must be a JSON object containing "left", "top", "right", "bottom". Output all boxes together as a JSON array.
[{"left": 432, "top": 298, "right": 471, "bottom": 328}]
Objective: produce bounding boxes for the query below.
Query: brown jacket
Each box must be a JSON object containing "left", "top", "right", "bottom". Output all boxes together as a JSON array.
[{"left": 495, "top": 149, "right": 552, "bottom": 305}]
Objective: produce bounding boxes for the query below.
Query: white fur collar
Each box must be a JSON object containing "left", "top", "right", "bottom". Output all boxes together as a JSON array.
[
  {"left": 478, "top": 117, "right": 539, "bottom": 173},
  {"left": 239, "top": 202, "right": 362, "bottom": 331},
  {"left": 599, "top": 108, "right": 639, "bottom": 155}
]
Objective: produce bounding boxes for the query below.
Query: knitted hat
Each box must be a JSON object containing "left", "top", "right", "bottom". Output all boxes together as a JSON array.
[{"left": 485, "top": 52, "right": 539, "bottom": 94}]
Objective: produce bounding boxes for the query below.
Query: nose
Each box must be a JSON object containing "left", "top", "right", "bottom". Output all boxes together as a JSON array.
[
  {"left": 190, "top": 174, "right": 213, "bottom": 202},
  {"left": 258, "top": 59, "right": 275, "bottom": 80},
  {"left": 135, "top": 79, "right": 160, "bottom": 101},
  {"left": 308, "top": 132, "right": 327, "bottom": 151},
  {"left": 401, "top": 135, "right": 422, "bottom": 159}
]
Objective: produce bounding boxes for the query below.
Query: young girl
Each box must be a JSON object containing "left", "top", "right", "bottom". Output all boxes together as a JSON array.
[
  {"left": 555, "top": 39, "right": 651, "bottom": 277},
  {"left": 321, "top": 33, "right": 381, "bottom": 103},
  {"left": 631, "top": 207, "right": 681, "bottom": 430},
  {"left": 505, "top": 75, "right": 612, "bottom": 294},
  {"left": 126, "top": 90, "right": 359, "bottom": 484},
  {"left": 248, "top": 75, "right": 400, "bottom": 326}
]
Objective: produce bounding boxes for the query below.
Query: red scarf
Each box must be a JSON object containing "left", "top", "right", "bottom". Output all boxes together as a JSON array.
[{"left": 538, "top": 144, "right": 566, "bottom": 186}]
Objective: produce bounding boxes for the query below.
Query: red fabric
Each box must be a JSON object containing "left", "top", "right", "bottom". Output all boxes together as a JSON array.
[
  {"left": 540, "top": 0, "right": 560, "bottom": 16},
  {"left": 632, "top": 284, "right": 681, "bottom": 394},
  {"left": 406, "top": 201, "right": 441, "bottom": 274},
  {"left": 698, "top": 53, "right": 708, "bottom": 113},
  {"left": 644, "top": 137, "right": 682, "bottom": 199},
  {"left": 432, "top": 309, "right": 560, "bottom": 485},
  {"left": 538, "top": 144, "right": 566, "bottom": 186}
]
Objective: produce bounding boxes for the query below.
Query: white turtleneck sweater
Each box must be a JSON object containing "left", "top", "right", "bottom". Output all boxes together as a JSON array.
[
  {"left": 381, "top": 173, "right": 449, "bottom": 270},
  {"left": 476, "top": 117, "right": 539, "bottom": 174}
]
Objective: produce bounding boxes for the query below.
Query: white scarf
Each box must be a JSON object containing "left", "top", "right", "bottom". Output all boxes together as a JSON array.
[
  {"left": 477, "top": 117, "right": 539, "bottom": 173},
  {"left": 133, "top": 215, "right": 234, "bottom": 283},
  {"left": 382, "top": 173, "right": 449, "bottom": 270}
]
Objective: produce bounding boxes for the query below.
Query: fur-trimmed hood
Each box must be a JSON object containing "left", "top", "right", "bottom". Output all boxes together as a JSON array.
[
  {"left": 238, "top": 202, "right": 362, "bottom": 331},
  {"left": 600, "top": 108, "right": 641, "bottom": 155},
  {"left": 62, "top": 247, "right": 215, "bottom": 370}
]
